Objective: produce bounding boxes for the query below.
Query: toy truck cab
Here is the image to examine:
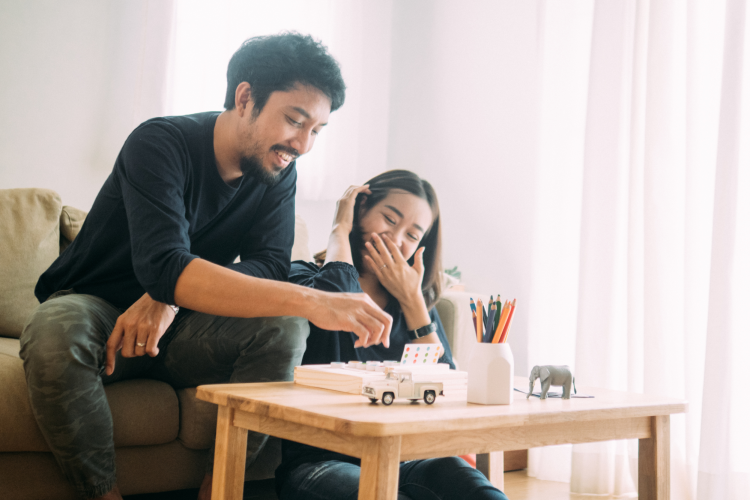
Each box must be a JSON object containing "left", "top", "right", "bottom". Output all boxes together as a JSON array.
[{"left": 362, "top": 370, "right": 444, "bottom": 405}]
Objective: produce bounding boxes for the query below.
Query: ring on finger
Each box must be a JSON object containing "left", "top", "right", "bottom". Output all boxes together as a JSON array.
[
  {"left": 380, "top": 264, "right": 387, "bottom": 270},
  {"left": 136, "top": 342, "right": 146, "bottom": 347}
]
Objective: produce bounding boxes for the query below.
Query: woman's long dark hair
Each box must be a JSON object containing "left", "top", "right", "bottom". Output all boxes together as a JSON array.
[{"left": 315, "top": 170, "right": 443, "bottom": 309}]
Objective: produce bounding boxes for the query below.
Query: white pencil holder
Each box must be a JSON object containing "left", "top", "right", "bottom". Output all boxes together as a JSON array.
[{"left": 467, "top": 343, "right": 514, "bottom": 405}]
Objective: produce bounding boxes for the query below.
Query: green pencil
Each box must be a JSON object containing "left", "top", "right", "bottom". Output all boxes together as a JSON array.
[{"left": 494, "top": 295, "right": 502, "bottom": 333}]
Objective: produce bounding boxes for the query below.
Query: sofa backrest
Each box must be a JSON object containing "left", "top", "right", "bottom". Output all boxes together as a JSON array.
[
  {"left": 0, "top": 187, "right": 312, "bottom": 339},
  {"left": 0, "top": 189, "right": 62, "bottom": 338}
]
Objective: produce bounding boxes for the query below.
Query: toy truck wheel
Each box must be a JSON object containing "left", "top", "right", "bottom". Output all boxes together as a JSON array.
[
  {"left": 369, "top": 398, "right": 377, "bottom": 403},
  {"left": 424, "top": 390, "right": 436, "bottom": 404},
  {"left": 382, "top": 392, "right": 395, "bottom": 405}
]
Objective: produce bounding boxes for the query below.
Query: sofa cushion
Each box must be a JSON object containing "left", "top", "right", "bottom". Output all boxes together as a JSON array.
[
  {"left": 0, "top": 337, "right": 180, "bottom": 451},
  {"left": 107, "top": 379, "right": 180, "bottom": 447},
  {"left": 0, "top": 188, "right": 62, "bottom": 338},
  {"left": 0, "top": 337, "right": 48, "bottom": 452},
  {"left": 176, "top": 387, "right": 218, "bottom": 450}
]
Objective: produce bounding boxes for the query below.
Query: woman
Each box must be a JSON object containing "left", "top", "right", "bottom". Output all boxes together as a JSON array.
[{"left": 275, "top": 170, "right": 509, "bottom": 500}]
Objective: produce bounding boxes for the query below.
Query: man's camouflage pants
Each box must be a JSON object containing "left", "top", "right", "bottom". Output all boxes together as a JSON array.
[{"left": 19, "top": 292, "right": 309, "bottom": 499}]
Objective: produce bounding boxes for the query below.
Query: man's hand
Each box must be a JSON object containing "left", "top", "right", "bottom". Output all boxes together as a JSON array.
[
  {"left": 306, "top": 291, "right": 393, "bottom": 348},
  {"left": 105, "top": 293, "right": 177, "bottom": 375}
]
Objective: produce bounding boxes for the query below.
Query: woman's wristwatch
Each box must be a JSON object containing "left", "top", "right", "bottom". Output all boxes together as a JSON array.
[{"left": 408, "top": 321, "right": 437, "bottom": 340}]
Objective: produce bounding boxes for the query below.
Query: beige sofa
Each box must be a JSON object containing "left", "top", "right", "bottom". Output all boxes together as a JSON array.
[{"left": 0, "top": 188, "right": 473, "bottom": 499}]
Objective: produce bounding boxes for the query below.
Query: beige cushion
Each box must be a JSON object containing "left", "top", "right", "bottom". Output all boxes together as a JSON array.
[
  {"left": 107, "top": 379, "right": 180, "bottom": 447},
  {"left": 0, "top": 189, "right": 62, "bottom": 338},
  {"left": 176, "top": 387, "right": 218, "bottom": 450},
  {"left": 0, "top": 337, "right": 180, "bottom": 451},
  {"left": 0, "top": 338, "right": 48, "bottom": 452},
  {"left": 59, "top": 205, "right": 87, "bottom": 253}
]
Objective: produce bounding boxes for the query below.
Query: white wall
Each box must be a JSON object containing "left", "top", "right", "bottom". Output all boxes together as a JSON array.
[
  {"left": 386, "top": 0, "right": 542, "bottom": 373},
  {"left": 0, "top": 0, "right": 173, "bottom": 210}
]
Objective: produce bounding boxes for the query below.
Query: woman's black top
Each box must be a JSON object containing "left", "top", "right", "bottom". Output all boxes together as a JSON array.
[{"left": 275, "top": 260, "right": 456, "bottom": 490}]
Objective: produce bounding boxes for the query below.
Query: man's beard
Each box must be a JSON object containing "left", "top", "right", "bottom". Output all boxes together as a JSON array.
[{"left": 239, "top": 154, "right": 282, "bottom": 186}]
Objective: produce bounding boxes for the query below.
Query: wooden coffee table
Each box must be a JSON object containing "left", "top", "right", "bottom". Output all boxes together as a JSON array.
[{"left": 197, "top": 377, "right": 686, "bottom": 500}]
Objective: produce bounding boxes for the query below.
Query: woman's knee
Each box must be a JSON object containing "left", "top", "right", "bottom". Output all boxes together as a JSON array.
[
  {"left": 279, "top": 461, "right": 361, "bottom": 500},
  {"left": 401, "top": 457, "right": 507, "bottom": 500}
]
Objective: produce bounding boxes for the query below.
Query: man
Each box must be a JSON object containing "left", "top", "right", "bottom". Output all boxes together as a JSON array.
[{"left": 20, "top": 33, "right": 392, "bottom": 500}]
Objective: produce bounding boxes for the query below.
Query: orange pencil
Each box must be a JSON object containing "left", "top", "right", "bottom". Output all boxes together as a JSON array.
[
  {"left": 499, "top": 299, "right": 516, "bottom": 343},
  {"left": 470, "top": 299, "right": 478, "bottom": 337},
  {"left": 476, "top": 299, "right": 484, "bottom": 342},
  {"left": 491, "top": 300, "right": 510, "bottom": 343}
]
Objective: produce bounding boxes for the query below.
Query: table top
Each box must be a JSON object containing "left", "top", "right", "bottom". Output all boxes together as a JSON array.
[{"left": 196, "top": 376, "right": 687, "bottom": 438}]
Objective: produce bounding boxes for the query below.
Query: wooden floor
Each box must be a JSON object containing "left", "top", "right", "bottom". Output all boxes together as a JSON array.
[
  {"left": 124, "top": 471, "right": 626, "bottom": 500},
  {"left": 504, "top": 470, "right": 626, "bottom": 499}
]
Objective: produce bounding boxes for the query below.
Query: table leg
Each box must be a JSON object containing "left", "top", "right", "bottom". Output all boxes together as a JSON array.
[
  {"left": 476, "top": 451, "right": 505, "bottom": 491},
  {"left": 358, "top": 436, "right": 402, "bottom": 500},
  {"left": 639, "top": 415, "right": 670, "bottom": 500},
  {"left": 212, "top": 406, "right": 248, "bottom": 500}
]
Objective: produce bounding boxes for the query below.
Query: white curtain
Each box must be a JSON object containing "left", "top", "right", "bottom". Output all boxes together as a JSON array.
[{"left": 528, "top": 0, "right": 750, "bottom": 498}]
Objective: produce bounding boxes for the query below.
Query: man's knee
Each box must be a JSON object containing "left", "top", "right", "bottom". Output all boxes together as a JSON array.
[
  {"left": 263, "top": 316, "right": 310, "bottom": 351},
  {"left": 20, "top": 294, "right": 116, "bottom": 374},
  {"left": 241, "top": 316, "right": 309, "bottom": 382}
]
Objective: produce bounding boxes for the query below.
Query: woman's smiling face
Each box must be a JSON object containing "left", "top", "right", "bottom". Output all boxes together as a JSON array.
[{"left": 358, "top": 189, "right": 433, "bottom": 261}]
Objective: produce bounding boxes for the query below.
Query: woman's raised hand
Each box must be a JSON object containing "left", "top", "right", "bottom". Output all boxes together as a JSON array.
[
  {"left": 332, "top": 184, "right": 371, "bottom": 234},
  {"left": 364, "top": 233, "right": 426, "bottom": 308}
]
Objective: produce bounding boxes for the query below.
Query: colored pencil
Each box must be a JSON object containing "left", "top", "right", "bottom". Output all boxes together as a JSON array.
[
  {"left": 491, "top": 300, "right": 510, "bottom": 343},
  {"left": 481, "top": 302, "right": 488, "bottom": 332},
  {"left": 476, "top": 299, "right": 484, "bottom": 342},
  {"left": 469, "top": 298, "right": 478, "bottom": 336},
  {"left": 499, "top": 299, "right": 516, "bottom": 343},
  {"left": 493, "top": 295, "right": 502, "bottom": 333},
  {"left": 484, "top": 302, "right": 497, "bottom": 343}
]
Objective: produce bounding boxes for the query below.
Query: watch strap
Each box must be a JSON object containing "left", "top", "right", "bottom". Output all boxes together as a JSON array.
[{"left": 408, "top": 321, "right": 437, "bottom": 340}]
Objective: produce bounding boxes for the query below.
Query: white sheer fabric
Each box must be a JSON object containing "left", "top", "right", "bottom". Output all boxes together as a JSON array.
[{"left": 528, "top": 0, "right": 750, "bottom": 498}]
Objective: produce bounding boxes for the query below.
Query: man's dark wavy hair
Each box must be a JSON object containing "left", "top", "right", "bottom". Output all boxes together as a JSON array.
[{"left": 224, "top": 32, "right": 346, "bottom": 113}]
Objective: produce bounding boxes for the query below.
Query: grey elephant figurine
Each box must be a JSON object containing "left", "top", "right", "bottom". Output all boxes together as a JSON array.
[{"left": 527, "top": 365, "right": 576, "bottom": 399}]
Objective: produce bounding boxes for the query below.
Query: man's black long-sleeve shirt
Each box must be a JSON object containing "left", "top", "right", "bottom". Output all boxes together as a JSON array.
[{"left": 35, "top": 112, "right": 297, "bottom": 310}]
